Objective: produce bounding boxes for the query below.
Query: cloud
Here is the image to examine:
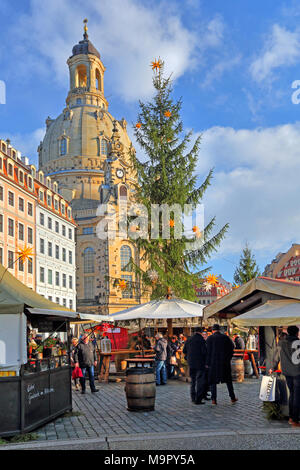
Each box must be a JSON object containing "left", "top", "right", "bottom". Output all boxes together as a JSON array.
[
  {"left": 250, "top": 24, "right": 300, "bottom": 83},
  {"left": 8, "top": 0, "right": 209, "bottom": 102},
  {"left": 197, "top": 123, "right": 300, "bottom": 257},
  {"left": 0, "top": 128, "right": 45, "bottom": 165}
]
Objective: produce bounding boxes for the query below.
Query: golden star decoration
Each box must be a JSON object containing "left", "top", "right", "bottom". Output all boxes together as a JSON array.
[
  {"left": 169, "top": 219, "right": 175, "bottom": 228},
  {"left": 135, "top": 122, "right": 142, "bottom": 129},
  {"left": 17, "top": 246, "right": 34, "bottom": 263},
  {"left": 164, "top": 110, "right": 172, "bottom": 118},
  {"left": 206, "top": 274, "right": 218, "bottom": 286},
  {"left": 151, "top": 58, "right": 162, "bottom": 71}
]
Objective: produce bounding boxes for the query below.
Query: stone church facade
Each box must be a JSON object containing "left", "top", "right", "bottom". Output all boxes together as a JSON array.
[{"left": 38, "top": 23, "right": 148, "bottom": 314}]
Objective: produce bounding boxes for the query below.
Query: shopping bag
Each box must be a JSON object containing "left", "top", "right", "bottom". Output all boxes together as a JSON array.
[
  {"left": 170, "top": 356, "right": 177, "bottom": 365},
  {"left": 259, "top": 375, "right": 277, "bottom": 402},
  {"left": 72, "top": 366, "right": 83, "bottom": 379}
]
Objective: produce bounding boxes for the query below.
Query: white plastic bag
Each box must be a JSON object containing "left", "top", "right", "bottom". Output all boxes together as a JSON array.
[{"left": 259, "top": 375, "right": 277, "bottom": 402}]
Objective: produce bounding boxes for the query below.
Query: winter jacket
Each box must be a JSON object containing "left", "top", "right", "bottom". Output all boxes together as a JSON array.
[
  {"left": 272, "top": 335, "right": 300, "bottom": 377},
  {"left": 183, "top": 333, "right": 207, "bottom": 370},
  {"left": 206, "top": 331, "right": 234, "bottom": 384},
  {"left": 234, "top": 336, "right": 245, "bottom": 350},
  {"left": 74, "top": 342, "right": 97, "bottom": 368},
  {"left": 154, "top": 338, "right": 168, "bottom": 361}
]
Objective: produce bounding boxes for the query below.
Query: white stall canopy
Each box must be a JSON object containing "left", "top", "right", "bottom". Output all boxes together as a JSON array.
[
  {"left": 110, "top": 298, "right": 204, "bottom": 321},
  {"left": 233, "top": 299, "right": 300, "bottom": 327}
]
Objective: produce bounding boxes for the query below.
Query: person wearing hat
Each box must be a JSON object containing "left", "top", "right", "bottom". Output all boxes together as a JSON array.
[
  {"left": 206, "top": 324, "right": 238, "bottom": 405},
  {"left": 270, "top": 325, "right": 300, "bottom": 427},
  {"left": 183, "top": 327, "right": 207, "bottom": 404}
]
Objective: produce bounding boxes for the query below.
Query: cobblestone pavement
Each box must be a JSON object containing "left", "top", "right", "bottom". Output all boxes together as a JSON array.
[{"left": 33, "top": 378, "right": 292, "bottom": 442}]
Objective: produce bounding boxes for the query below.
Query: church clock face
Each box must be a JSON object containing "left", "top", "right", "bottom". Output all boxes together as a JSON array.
[{"left": 116, "top": 168, "right": 124, "bottom": 178}]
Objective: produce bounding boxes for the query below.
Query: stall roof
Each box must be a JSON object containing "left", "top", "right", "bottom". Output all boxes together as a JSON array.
[
  {"left": 203, "top": 277, "right": 300, "bottom": 321},
  {"left": 232, "top": 300, "right": 300, "bottom": 327},
  {"left": 0, "top": 265, "right": 72, "bottom": 314},
  {"left": 110, "top": 298, "right": 204, "bottom": 321},
  {"left": 27, "top": 309, "right": 113, "bottom": 322}
]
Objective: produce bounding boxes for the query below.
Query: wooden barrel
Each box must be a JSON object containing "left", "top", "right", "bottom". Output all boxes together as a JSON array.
[
  {"left": 231, "top": 356, "right": 244, "bottom": 382},
  {"left": 125, "top": 367, "right": 156, "bottom": 411},
  {"left": 244, "top": 360, "right": 253, "bottom": 376}
]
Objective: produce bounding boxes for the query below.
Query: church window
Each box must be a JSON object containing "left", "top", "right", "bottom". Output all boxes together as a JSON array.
[
  {"left": 95, "top": 69, "right": 101, "bottom": 91},
  {"left": 60, "top": 138, "right": 67, "bottom": 156},
  {"left": 120, "top": 245, "right": 132, "bottom": 272},
  {"left": 84, "top": 247, "right": 95, "bottom": 273},
  {"left": 76, "top": 64, "right": 87, "bottom": 88},
  {"left": 101, "top": 139, "right": 108, "bottom": 156},
  {"left": 84, "top": 276, "right": 95, "bottom": 299},
  {"left": 76, "top": 98, "right": 82, "bottom": 105},
  {"left": 121, "top": 275, "right": 133, "bottom": 299}
]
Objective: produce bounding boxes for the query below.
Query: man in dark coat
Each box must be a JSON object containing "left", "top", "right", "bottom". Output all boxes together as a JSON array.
[
  {"left": 183, "top": 327, "right": 207, "bottom": 404},
  {"left": 74, "top": 334, "right": 99, "bottom": 394},
  {"left": 206, "top": 324, "right": 237, "bottom": 405},
  {"left": 270, "top": 325, "right": 300, "bottom": 427}
]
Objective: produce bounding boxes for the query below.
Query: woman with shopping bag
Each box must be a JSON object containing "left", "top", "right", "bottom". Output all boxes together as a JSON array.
[
  {"left": 71, "top": 337, "right": 82, "bottom": 391},
  {"left": 269, "top": 326, "right": 300, "bottom": 428}
]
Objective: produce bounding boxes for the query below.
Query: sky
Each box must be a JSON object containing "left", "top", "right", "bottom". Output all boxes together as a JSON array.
[{"left": 1, "top": 0, "right": 300, "bottom": 283}]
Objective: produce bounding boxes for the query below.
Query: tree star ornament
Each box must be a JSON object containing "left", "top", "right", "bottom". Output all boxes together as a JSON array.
[
  {"left": 164, "top": 110, "right": 172, "bottom": 118},
  {"left": 135, "top": 122, "right": 142, "bottom": 129},
  {"left": 169, "top": 219, "right": 175, "bottom": 228},
  {"left": 151, "top": 58, "right": 162, "bottom": 72}
]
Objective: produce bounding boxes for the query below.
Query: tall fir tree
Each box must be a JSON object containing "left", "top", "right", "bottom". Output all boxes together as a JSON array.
[
  {"left": 233, "top": 244, "right": 260, "bottom": 285},
  {"left": 128, "top": 59, "right": 228, "bottom": 300}
]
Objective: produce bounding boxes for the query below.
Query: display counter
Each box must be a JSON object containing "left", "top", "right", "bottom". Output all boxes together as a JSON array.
[{"left": 0, "top": 356, "right": 72, "bottom": 438}]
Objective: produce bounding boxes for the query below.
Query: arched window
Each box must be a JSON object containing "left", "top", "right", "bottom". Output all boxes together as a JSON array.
[
  {"left": 60, "top": 138, "right": 67, "bottom": 156},
  {"left": 76, "top": 65, "right": 87, "bottom": 88},
  {"left": 95, "top": 69, "right": 101, "bottom": 91},
  {"left": 101, "top": 139, "right": 108, "bottom": 156},
  {"left": 83, "top": 247, "right": 95, "bottom": 273},
  {"left": 120, "top": 245, "right": 132, "bottom": 272}
]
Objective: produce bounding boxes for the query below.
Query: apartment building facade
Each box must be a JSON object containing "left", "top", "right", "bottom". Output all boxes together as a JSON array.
[{"left": 0, "top": 139, "right": 77, "bottom": 309}]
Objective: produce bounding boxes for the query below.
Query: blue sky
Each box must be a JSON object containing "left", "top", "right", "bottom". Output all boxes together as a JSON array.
[{"left": 1, "top": 0, "right": 300, "bottom": 283}]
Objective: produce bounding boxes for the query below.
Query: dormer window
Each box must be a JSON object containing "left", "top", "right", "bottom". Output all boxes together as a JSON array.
[
  {"left": 38, "top": 171, "right": 44, "bottom": 184},
  {"left": 39, "top": 190, "right": 44, "bottom": 202},
  {"left": 27, "top": 176, "right": 33, "bottom": 190},
  {"left": 19, "top": 170, "right": 24, "bottom": 184},
  {"left": 7, "top": 162, "right": 13, "bottom": 177}
]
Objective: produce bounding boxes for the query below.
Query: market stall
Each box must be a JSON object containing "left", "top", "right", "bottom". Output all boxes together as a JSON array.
[
  {"left": 203, "top": 277, "right": 300, "bottom": 417},
  {"left": 0, "top": 265, "right": 110, "bottom": 437}
]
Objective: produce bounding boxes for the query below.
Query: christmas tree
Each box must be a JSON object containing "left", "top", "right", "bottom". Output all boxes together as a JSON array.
[
  {"left": 128, "top": 59, "right": 228, "bottom": 300},
  {"left": 233, "top": 244, "right": 260, "bottom": 285}
]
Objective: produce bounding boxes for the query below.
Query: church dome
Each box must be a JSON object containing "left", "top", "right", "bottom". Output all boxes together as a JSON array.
[{"left": 71, "top": 38, "right": 101, "bottom": 60}]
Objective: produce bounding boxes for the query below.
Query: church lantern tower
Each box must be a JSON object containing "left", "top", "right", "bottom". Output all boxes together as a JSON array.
[{"left": 38, "top": 20, "right": 148, "bottom": 314}]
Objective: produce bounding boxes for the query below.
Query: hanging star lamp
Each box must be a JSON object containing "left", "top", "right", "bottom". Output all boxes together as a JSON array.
[
  {"left": 16, "top": 246, "right": 34, "bottom": 263},
  {"left": 206, "top": 274, "right": 218, "bottom": 286},
  {"left": 118, "top": 279, "right": 127, "bottom": 291}
]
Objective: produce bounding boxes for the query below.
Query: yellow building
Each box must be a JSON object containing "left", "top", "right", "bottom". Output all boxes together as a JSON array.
[{"left": 38, "top": 22, "right": 148, "bottom": 314}]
